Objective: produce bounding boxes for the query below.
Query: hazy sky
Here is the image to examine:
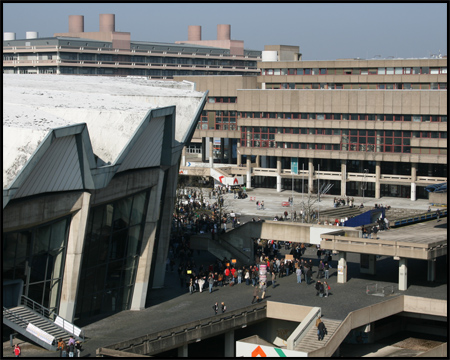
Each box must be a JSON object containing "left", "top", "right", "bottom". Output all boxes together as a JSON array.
[{"left": 3, "top": 3, "right": 447, "bottom": 60}]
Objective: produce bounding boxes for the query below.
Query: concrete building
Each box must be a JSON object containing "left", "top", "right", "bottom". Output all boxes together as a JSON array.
[
  {"left": 175, "top": 45, "right": 447, "bottom": 200},
  {"left": 3, "top": 14, "right": 261, "bottom": 78},
  {"left": 3, "top": 74, "right": 207, "bottom": 324}
]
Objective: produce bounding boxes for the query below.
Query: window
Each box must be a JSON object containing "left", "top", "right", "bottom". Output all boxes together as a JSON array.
[
  {"left": 386, "top": 67, "right": 394, "bottom": 75},
  {"left": 335, "top": 69, "right": 343, "bottom": 75},
  {"left": 404, "top": 67, "right": 411, "bottom": 74},
  {"left": 441, "top": 68, "right": 447, "bottom": 74},
  {"left": 394, "top": 67, "right": 403, "bottom": 74},
  {"left": 421, "top": 67, "right": 429, "bottom": 74},
  {"left": 378, "top": 68, "right": 386, "bottom": 75},
  {"left": 274, "top": 69, "right": 281, "bottom": 75},
  {"left": 412, "top": 67, "right": 420, "bottom": 74},
  {"left": 297, "top": 69, "right": 303, "bottom": 75},
  {"left": 430, "top": 68, "right": 440, "bottom": 74},
  {"left": 304, "top": 69, "right": 311, "bottom": 75},
  {"left": 288, "top": 68, "right": 296, "bottom": 75},
  {"left": 368, "top": 68, "right": 377, "bottom": 75},
  {"left": 344, "top": 69, "right": 352, "bottom": 75},
  {"left": 361, "top": 68, "right": 368, "bottom": 75},
  {"left": 320, "top": 68, "right": 327, "bottom": 75},
  {"left": 312, "top": 68, "right": 319, "bottom": 75}
]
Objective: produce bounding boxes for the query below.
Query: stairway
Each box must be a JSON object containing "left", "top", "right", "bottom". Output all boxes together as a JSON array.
[
  {"left": 3, "top": 301, "right": 83, "bottom": 351},
  {"left": 293, "top": 318, "right": 341, "bottom": 354}
]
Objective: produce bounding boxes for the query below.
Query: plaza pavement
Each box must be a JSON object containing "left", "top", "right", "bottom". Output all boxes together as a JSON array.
[{"left": 3, "top": 189, "right": 447, "bottom": 357}]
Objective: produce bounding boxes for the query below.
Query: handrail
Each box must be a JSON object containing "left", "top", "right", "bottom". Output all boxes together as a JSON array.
[
  {"left": 21, "top": 295, "right": 53, "bottom": 319},
  {"left": 293, "top": 308, "right": 321, "bottom": 347},
  {"left": 3, "top": 306, "right": 30, "bottom": 328}
]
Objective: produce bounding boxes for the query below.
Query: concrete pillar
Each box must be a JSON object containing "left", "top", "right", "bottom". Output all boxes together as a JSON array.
[
  {"left": 411, "top": 163, "right": 417, "bottom": 201},
  {"left": 427, "top": 259, "right": 436, "bottom": 282},
  {"left": 375, "top": 161, "right": 381, "bottom": 199},
  {"left": 360, "top": 254, "right": 376, "bottom": 275},
  {"left": 246, "top": 157, "right": 251, "bottom": 189},
  {"left": 224, "top": 330, "right": 234, "bottom": 357},
  {"left": 398, "top": 258, "right": 408, "bottom": 291},
  {"left": 340, "top": 160, "right": 346, "bottom": 197},
  {"left": 181, "top": 147, "right": 186, "bottom": 167},
  {"left": 178, "top": 343, "right": 188, "bottom": 357},
  {"left": 202, "top": 137, "right": 207, "bottom": 162},
  {"left": 131, "top": 172, "right": 165, "bottom": 309},
  {"left": 308, "top": 158, "right": 314, "bottom": 194},
  {"left": 337, "top": 252, "right": 347, "bottom": 284},
  {"left": 276, "top": 157, "right": 282, "bottom": 192},
  {"left": 236, "top": 142, "right": 241, "bottom": 166},
  {"left": 256, "top": 155, "right": 261, "bottom": 167},
  {"left": 59, "top": 192, "right": 91, "bottom": 322},
  {"left": 209, "top": 137, "right": 214, "bottom": 168},
  {"left": 220, "top": 138, "right": 225, "bottom": 162}
]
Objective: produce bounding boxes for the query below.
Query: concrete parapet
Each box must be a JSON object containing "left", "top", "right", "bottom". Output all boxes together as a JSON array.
[
  {"left": 403, "top": 296, "right": 447, "bottom": 317},
  {"left": 266, "top": 301, "right": 314, "bottom": 323}
]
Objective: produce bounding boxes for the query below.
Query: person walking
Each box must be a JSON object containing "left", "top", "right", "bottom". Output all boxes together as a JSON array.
[
  {"left": 260, "top": 282, "right": 267, "bottom": 300},
  {"left": 75, "top": 341, "right": 82, "bottom": 358},
  {"left": 306, "top": 266, "right": 312, "bottom": 285},
  {"left": 315, "top": 280, "right": 322, "bottom": 296},
  {"left": 213, "top": 302, "right": 219, "bottom": 315},
  {"left": 318, "top": 320, "right": 327, "bottom": 341},
  {"left": 251, "top": 285, "right": 260, "bottom": 304},
  {"left": 317, "top": 260, "right": 324, "bottom": 279},
  {"left": 271, "top": 271, "right": 277, "bottom": 288},
  {"left": 315, "top": 316, "right": 323, "bottom": 341}
]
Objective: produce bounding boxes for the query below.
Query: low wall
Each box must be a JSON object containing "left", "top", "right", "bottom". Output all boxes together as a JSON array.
[{"left": 429, "top": 192, "right": 447, "bottom": 205}]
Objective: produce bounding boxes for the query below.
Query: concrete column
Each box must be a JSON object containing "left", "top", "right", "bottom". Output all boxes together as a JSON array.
[
  {"left": 220, "top": 138, "right": 225, "bottom": 162},
  {"left": 398, "top": 258, "right": 408, "bottom": 291},
  {"left": 340, "top": 160, "right": 346, "bottom": 197},
  {"left": 256, "top": 155, "right": 261, "bottom": 167},
  {"left": 236, "top": 142, "right": 241, "bottom": 166},
  {"left": 246, "top": 157, "right": 251, "bottom": 189},
  {"left": 202, "top": 137, "right": 207, "bottom": 162},
  {"left": 178, "top": 343, "right": 188, "bottom": 357},
  {"left": 360, "top": 254, "right": 376, "bottom": 275},
  {"left": 131, "top": 171, "right": 164, "bottom": 309},
  {"left": 337, "top": 252, "right": 347, "bottom": 284},
  {"left": 224, "top": 330, "right": 234, "bottom": 357},
  {"left": 181, "top": 147, "right": 186, "bottom": 167},
  {"left": 209, "top": 137, "right": 214, "bottom": 168},
  {"left": 308, "top": 158, "right": 314, "bottom": 194},
  {"left": 276, "top": 157, "right": 282, "bottom": 192},
  {"left": 427, "top": 259, "right": 436, "bottom": 282},
  {"left": 375, "top": 161, "right": 381, "bottom": 199},
  {"left": 411, "top": 163, "right": 417, "bottom": 201},
  {"left": 59, "top": 192, "right": 91, "bottom": 322}
]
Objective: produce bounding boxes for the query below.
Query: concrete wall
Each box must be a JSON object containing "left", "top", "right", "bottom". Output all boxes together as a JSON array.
[
  {"left": 429, "top": 192, "right": 447, "bottom": 205},
  {"left": 266, "top": 301, "right": 314, "bottom": 323}
]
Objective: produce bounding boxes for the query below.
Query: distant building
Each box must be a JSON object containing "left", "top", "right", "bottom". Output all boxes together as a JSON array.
[
  {"left": 3, "top": 14, "right": 261, "bottom": 78},
  {"left": 3, "top": 74, "right": 207, "bottom": 323}
]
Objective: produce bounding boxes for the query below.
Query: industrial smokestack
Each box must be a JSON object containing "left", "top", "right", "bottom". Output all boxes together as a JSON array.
[
  {"left": 99, "top": 14, "right": 115, "bottom": 32},
  {"left": 69, "top": 15, "right": 84, "bottom": 33},
  {"left": 217, "top": 24, "right": 231, "bottom": 40},
  {"left": 188, "top": 25, "right": 201, "bottom": 41}
]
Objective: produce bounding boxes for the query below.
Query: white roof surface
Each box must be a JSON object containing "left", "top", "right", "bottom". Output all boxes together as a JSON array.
[{"left": 3, "top": 74, "right": 204, "bottom": 188}]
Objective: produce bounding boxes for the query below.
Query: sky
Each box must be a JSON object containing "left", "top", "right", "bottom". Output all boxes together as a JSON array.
[{"left": 3, "top": 2, "right": 447, "bottom": 60}]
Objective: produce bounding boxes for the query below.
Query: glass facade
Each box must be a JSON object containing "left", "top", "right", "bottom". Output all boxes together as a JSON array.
[
  {"left": 74, "top": 190, "right": 150, "bottom": 322},
  {"left": 3, "top": 217, "right": 70, "bottom": 313}
]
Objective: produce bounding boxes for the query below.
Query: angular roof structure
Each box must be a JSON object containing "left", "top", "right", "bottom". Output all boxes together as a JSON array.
[{"left": 3, "top": 74, "right": 207, "bottom": 207}]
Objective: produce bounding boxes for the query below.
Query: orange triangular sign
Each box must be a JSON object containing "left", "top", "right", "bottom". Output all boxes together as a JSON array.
[{"left": 251, "top": 345, "right": 266, "bottom": 357}]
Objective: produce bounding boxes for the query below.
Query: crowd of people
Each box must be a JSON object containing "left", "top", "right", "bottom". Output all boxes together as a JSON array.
[{"left": 56, "top": 336, "right": 82, "bottom": 357}]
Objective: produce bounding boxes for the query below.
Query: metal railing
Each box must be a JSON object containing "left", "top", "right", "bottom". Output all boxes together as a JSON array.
[
  {"left": 21, "top": 295, "right": 56, "bottom": 320},
  {"left": 3, "top": 306, "right": 30, "bottom": 328}
]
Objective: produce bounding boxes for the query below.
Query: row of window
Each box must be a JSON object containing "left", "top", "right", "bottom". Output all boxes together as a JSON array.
[
  {"left": 261, "top": 66, "right": 447, "bottom": 76},
  {"left": 208, "top": 97, "right": 237, "bottom": 103},
  {"left": 240, "top": 140, "right": 446, "bottom": 155},
  {"left": 265, "top": 82, "right": 447, "bottom": 90},
  {"left": 241, "top": 127, "right": 447, "bottom": 139},
  {"left": 238, "top": 112, "right": 447, "bottom": 122}
]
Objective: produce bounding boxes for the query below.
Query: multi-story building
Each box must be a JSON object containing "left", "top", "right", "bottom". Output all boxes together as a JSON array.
[
  {"left": 175, "top": 45, "right": 447, "bottom": 201},
  {"left": 3, "top": 14, "right": 261, "bottom": 78}
]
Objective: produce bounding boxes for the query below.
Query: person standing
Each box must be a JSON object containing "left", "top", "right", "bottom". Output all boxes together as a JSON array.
[
  {"left": 213, "top": 302, "right": 219, "bottom": 315},
  {"left": 208, "top": 274, "right": 214, "bottom": 293},
  {"left": 221, "top": 302, "right": 227, "bottom": 313},
  {"left": 57, "top": 338, "right": 67, "bottom": 357},
  {"left": 14, "top": 344, "right": 21, "bottom": 357},
  {"left": 324, "top": 281, "right": 330, "bottom": 297},
  {"left": 271, "top": 271, "right": 277, "bottom": 288},
  {"left": 75, "top": 341, "right": 82, "bottom": 358},
  {"left": 189, "top": 277, "right": 194, "bottom": 294},
  {"left": 324, "top": 262, "right": 330, "bottom": 279},
  {"left": 317, "top": 260, "right": 324, "bottom": 279},
  {"left": 296, "top": 266, "right": 302, "bottom": 284}
]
